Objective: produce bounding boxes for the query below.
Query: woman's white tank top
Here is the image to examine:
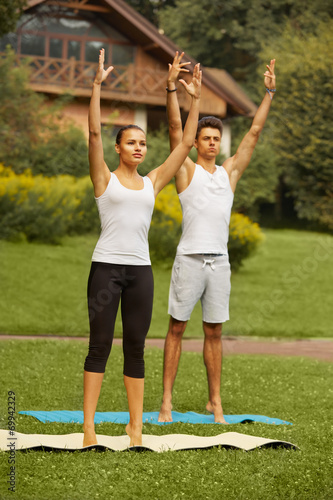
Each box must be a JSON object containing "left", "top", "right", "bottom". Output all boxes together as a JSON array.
[
  {"left": 92, "top": 173, "right": 155, "bottom": 265},
  {"left": 177, "top": 164, "right": 234, "bottom": 255}
]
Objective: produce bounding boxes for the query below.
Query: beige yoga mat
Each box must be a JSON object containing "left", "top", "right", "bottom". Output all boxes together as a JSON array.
[{"left": 0, "top": 429, "right": 297, "bottom": 452}]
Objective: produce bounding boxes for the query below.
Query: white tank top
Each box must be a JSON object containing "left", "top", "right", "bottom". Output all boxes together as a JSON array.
[
  {"left": 92, "top": 173, "right": 155, "bottom": 265},
  {"left": 176, "top": 164, "right": 234, "bottom": 255}
]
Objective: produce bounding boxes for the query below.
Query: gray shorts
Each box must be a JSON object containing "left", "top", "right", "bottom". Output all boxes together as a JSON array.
[{"left": 168, "top": 254, "right": 231, "bottom": 323}]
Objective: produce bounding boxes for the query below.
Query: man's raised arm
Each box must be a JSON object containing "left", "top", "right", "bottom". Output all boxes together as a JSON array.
[
  {"left": 224, "top": 59, "right": 276, "bottom": 192},
  {"left": 166, "top": 52, "right": 191, "bottom": 151}
]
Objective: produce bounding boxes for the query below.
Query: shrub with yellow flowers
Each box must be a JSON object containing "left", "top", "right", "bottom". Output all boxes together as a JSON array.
[
  {"left": 228, "top": 212, "right": 264, "bottom": 270},
  {"left": 0, "top": 165, "right": 98, "bottom": 243},
  {"left": 0, "top": 166, "right": 263, "bottom": 268},
  {"left": 149, "top": 183, "right": 182, "bottom": 264}
]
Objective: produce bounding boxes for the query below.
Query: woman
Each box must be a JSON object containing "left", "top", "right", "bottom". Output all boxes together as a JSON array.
[{"left": 83, "top": 49, "right": 201, "bottom": 447}]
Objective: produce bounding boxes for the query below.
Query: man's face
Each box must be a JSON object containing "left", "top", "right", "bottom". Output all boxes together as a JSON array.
[{"left": 195, "top": 127, "right": 221, "bottom": 158}]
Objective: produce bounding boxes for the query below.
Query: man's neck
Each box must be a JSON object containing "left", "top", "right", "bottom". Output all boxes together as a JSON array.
[{"left": 196, "top": 156, "right": 217, "bottom": 173}]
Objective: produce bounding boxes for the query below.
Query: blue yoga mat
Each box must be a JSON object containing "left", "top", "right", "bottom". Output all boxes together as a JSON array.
[{"left": 18, "top": 411, "right": 292, "bottom": 425}]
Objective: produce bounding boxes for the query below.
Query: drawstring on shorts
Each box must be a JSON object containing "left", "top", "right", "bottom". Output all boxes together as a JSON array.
[{"left": 202, "top": 258, "right": 216, "bottom": 270}]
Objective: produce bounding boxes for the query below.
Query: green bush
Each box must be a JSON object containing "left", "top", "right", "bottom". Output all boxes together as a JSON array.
[
  {"left": 0, "top": 48, "right": 89, "bottom": 177},
  {"left": 0, "top": 165, "right": 263, "bottom": 266},
  {"left": 228, "top": 212, "right": 264, "bottom": 270}
]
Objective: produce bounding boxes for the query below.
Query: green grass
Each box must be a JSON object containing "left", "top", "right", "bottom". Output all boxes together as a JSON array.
[
  {"left": 0, "top": 229, "right": 332, "bottom": 338},
  {"left": 0, "top": 340, "right": 332, "bottom": 499}
]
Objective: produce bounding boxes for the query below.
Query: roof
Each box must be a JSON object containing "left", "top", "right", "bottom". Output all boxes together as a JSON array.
[{"left": 26, "top": 0, "right": 257, "bottom": 117}]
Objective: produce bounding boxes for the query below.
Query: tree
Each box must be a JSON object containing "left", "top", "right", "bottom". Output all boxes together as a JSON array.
[
  {"left": 126, "top": 0, "right": 176, "bottom": 26},
  {"left": 159, "top": 0, "right": 333, "bottom": 81},
  {"left": 0, "top": 0, "right": 27, "bottom": 37},
  {"left": 260, "top": 20, "right": 333, "bottom": 230},
  {"left": 232, "top": 116, "right": 279, "bottom": 220},
  {"left": 0, "top": 49, "right": 88, "bottom": 177}
]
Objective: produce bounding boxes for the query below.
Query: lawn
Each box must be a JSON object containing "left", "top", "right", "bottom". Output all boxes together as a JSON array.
[
  {"left": 0, "top": 340, "right": 332, "bottom": 499},
  {"left": 0, "top": 228, "right": 332, "bottom": 338}
]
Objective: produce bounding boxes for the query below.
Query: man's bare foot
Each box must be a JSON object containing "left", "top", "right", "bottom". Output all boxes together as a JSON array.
[
  {"left": 83, "top": 426, "right": 98, "bottom": 447},
  {"left": 206, "top": 401, "right": 228, "bottom": 424},
  {"left": 158, "top": 401, "right": 173, "bottom": 422},
  {"left": 126, "top": 422, "right": 142, "bottom": 447}
]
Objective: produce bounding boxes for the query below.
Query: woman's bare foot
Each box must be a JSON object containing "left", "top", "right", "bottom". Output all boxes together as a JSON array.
[
  {"left": 83, "top": 426, "right": 98, "bottom": 447},
  {"left": 206, "top": 401, "right": 228, "bottom": 424},
  {"left": 126, "top": 422, "right": 142, "bottom": 447},
  {"left": 158, "top": 400, "right": 173, "bottom": 422}
]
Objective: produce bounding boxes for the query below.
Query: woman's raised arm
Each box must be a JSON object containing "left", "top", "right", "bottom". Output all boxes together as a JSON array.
[{"left": 89, "top": 49, "right": 114, "bottom": 197}]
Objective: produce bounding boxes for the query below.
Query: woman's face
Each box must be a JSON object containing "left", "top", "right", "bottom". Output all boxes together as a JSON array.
[{"left": 115, "top": 129, "right": 147, "bottom": 165}]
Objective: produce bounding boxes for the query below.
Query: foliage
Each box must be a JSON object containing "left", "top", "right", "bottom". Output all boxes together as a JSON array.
[
  {"left": 0, "top": 165, "right": 98, "bottom": 243},
  {"left": 149, "top": 184, "right": 182, "bottom": 264},
  {"left": 231, "top": 115, "right": 280, "bottom": 219},
  {"left": 159, "top": 0, "right": 333, "bottom": 80},
  {"left": 228, "top": 213, "right": 264, "bottom": 271},
  {"left": 126, "top": 0, "right": 176, "bottom": 26},
  {"left": 0, "top": 0, "right": 26, "bottom": 37},
  {"left": 260, "top": 20, "right": 333, "bottom": 230},
  {"left": 0, "top": 48, "right": 88, "bottom": 177}
]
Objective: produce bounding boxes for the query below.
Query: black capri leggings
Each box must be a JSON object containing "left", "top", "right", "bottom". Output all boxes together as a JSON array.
[{"left": 84, "top": 262, "right": 154, "bottom": 378}]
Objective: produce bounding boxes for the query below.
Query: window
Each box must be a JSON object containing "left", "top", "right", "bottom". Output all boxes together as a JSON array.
[
  {"left": 49, "top": 38, "right": 63, "bottom": 58},
  {"left": 21, "top": 34, "right": 45, "bottom": 56},
  {"left": 85, "top": 41, "right": 108, "bottom": 63},
  {"left": 112, "top": 45, "right": 135, "bottom": 66},
  {"left": 1, "top": 8, "right": 135, "bottom": 67},
  {"left": 68, "top": 40, "right": 81, "bottom": 61},
  {"left": 0, "top": 33, "right": 17, "bottom": 51}
]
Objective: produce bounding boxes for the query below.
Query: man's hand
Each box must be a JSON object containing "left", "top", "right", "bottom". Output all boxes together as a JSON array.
[
  {"left": 180, "top": 63, "right": 202, "bottom": 99},
  {"left": 168, "top": 51, "right": 191, "bottom": 84},
  {"left": 264, "top": 59, "right": 276, "bottom": 89},
  {"left": 94, "top": 48, "right": 113, "bottom": 85}
]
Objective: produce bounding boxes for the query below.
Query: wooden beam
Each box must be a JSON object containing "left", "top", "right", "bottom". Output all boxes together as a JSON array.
[{"left": 46, "top": 1, "right": 110, "bottom": 13}]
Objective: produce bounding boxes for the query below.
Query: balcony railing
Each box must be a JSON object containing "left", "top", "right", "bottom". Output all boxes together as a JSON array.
[{"left": 3, "top": 53, "right": 183, "bottom": 105}]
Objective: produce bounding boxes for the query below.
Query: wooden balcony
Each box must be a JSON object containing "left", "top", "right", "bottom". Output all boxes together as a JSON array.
[{"left": 4, "top": 53, "right": 180, "bottom": 106}]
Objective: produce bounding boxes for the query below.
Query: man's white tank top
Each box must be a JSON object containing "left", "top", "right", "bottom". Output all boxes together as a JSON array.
[
  {"left": 177, "top": 164, "right": 234, "bottom": 255},
  {"left": 92, "top": 173, "right": 155, "bottom": 265}
]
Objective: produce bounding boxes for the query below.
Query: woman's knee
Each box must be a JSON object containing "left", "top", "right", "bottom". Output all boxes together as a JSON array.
[
  {"left": 84, "top": 339, "right": 112, "bottom": 372},
  {"left": 123, "top": 343, "right": 145, "bottom": 378}
]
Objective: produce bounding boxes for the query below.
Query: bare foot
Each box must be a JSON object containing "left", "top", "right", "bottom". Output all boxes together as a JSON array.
[
  {"left": 126, "top": 422, "right": 142, "bottom": 447},
  {"left": 83, "top": 426, "right": 98, "bottom": 447},
  {"left": 206, "top": 401, "right": 229, "bottom": 424},
  {"left": 158, "top": 401, "right": 173, "bottom": 422}
]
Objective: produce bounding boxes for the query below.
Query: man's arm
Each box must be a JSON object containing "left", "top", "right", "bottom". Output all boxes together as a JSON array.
[
  {"left": 224, "top": 59, "right": 276, "bottom": 192},
  {"left": 166, "top": 52, "right": 197, "bottom": 192},
  {"left": 148, "top": 63, "right": 201, "bottom": 197},
  {"left": 166, "top": 51, "right": 190, "bottom": 151}
]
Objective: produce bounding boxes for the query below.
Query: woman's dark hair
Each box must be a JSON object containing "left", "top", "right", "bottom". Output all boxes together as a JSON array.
[
  {"left": 196, "top": 116, "right": 223, "bottom": 139},
  {"left": 115, "top": 125, "right": 145, "bottom": 145}
]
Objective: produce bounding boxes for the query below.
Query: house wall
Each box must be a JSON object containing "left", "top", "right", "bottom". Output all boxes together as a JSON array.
[{"left": 61, "top": 100, "right": 136, "bottom": 138}]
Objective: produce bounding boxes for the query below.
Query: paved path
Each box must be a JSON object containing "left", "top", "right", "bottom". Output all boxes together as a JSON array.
[{"left": 0, "top": 335, "right": 332, "bottom": 362}]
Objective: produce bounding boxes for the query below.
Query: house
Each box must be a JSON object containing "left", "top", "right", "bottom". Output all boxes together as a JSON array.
[{"left": 0, "top": 0, "right": 257, "bottom": 156}]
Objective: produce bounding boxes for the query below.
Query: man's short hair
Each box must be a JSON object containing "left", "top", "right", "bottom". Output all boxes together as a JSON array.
[{"left": 196, "top": 116, "right": 223, "bottom": 139}]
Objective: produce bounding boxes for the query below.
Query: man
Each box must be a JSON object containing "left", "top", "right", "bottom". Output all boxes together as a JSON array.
[{"left": 158, "top": 52, "right": 276, "bottom": 423}]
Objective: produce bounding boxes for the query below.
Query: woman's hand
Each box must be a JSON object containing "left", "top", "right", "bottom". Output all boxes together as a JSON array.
[
  {"left": 168, "top": 51, "right": 191, "bottom": 84},
  {"left": 264, "top": 59, "right": 276, "bottom": 89},
  {"left": 94, "top": 48, "right": 114, "bottom": 85},
  {"left": 179, "top": 63, "right": 202, "bottom": 99}
]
